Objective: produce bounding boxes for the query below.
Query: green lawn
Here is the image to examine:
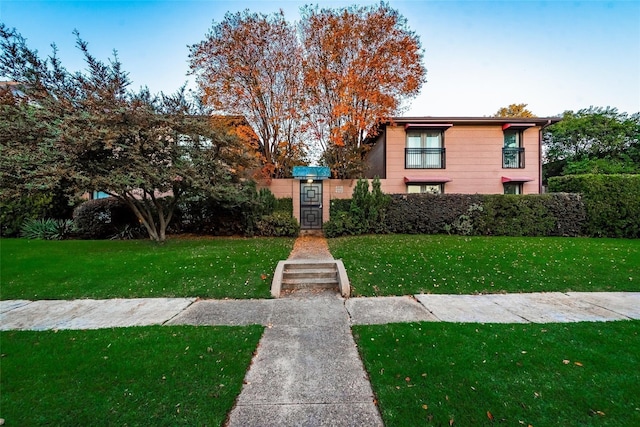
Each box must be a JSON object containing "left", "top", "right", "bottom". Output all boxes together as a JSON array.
[
  {"left": 0, "top": 237, "right": 294, "bottom": 300},
  {"left": 0, "top": 325, "right": 263, "bottom": 426},
  {"left": 329, "top": 235, "right": 640, "bottom": 296},
  {"left": 354, "top": 321, "right": 640, "bottom": 427}
]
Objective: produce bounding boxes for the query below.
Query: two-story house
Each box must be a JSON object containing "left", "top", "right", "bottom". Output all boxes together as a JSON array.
[{"left": 365, "top": 116, "right": 560, "bottom": 195}]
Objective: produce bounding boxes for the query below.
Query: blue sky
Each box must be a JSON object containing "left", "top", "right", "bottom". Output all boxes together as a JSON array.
[{"left": 1, "top": 0, "right": 638, "bottom": 117}]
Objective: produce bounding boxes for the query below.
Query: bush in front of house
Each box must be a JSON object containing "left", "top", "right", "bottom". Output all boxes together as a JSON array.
[
  {"left": 274, "top": 197, "right": 293, "bottom": 215},
  {"left": 475, "top": 193, "right": 586, "bottom": 237},
  {"left": 20, "top": 218, "right": 75, "bottom": 240},
  {"left": 73, "top": 197, "right": 142, "bottom": 239},
  {"left": 256, "top": 211, "right": 300, "bottom": 237},
  {"left": 326, "top": 191, "right": 586, "bottom": 237},
  {"left": 548, "top": 174, "right": 640, "bottom": 238},
  {"left": 384, "top": 193, "right": 485, "bottom": 235},
  {"left": 324, "top": 177, "right": 390, "bottom": 237},
  {"left": 0, "top": 189, "right": 76, "bottom": 237}
]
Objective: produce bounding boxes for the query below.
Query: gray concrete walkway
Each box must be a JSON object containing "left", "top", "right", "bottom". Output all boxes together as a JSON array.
[{"left": 2, "top": 292, "right": 639, "bottom": 331}]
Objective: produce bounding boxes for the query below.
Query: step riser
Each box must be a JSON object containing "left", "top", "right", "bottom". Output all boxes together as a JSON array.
[
  {"left": 284, "top": 263, "right": 336, "bottom": 270},
  {"left": 282, "top": 283, "right": 339, "bottom": 290},
  {"left": 283, "top": 272, "right": 337, "bottom": 280}
]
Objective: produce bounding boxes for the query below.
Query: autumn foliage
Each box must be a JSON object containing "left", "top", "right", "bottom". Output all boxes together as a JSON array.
[{"left": 190, "top": 2, "right": 427, "bottom": 179}]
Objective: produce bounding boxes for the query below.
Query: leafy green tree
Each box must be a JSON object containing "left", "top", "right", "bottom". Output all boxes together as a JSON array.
[
  {"left": 495, "top": 103, "right": 536, "bottom": 118},
  {"left": 1, "top": 25, "right": 254, "bottom": 242},
  {"left": 543, "top": 106, "right": 640, "bottom": 181}
]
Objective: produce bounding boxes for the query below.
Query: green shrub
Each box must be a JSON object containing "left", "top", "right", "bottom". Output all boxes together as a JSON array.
[
  {"left": 324, "top": 211, "right": 358, "bottom": 238},
  {"left": 476, "top": 195, "right": 559, "bottom": 236},
  {"left": 20, "top": 218, "right": 75, "bottom": 240},
  {"left": 549, "top": 174, "right": 640, "bottom": 238},
  {"left": 324, "top": 177, "right": 390, "bottom": 237},
  {"left": 0, "top": 190, "right": 76, "bottom": 237},
  {"left": 175, "top": 184, "right": 286, "bottom": 237},
  {"left": 257, "top": 188, "right": 277, "bottom": 216},
  {"left": 256, "top": 212, "right": 300, "bottom": 237},
  {"left": 73, "top": 198, "right": 140, "bottom": 240},
  {"left": 329, "top": 198, "right": 351, "bottom": 216},
  {"left": 385, "top": 194, "right": 484, "bottom": 234},
  {"left": 274, "top": 198, "right": 293, "bottom": 214}
]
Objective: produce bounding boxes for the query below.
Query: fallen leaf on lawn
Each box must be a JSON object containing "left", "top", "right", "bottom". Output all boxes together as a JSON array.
[
  {"left": 487, "top": 411, "right": 494, "bottom": 421},
  {"left": 574, "top": 361, "right": 583, "bottom": 366},
  {"left": 260, "top": 274, "right": 267, "bottom": 280},
  {"left": 405, "top": 377, "right": 411, "bottom": 382},
  {"left": 449, "top": 418, "right": 455, "bottom": 426},
  {"left": 422, "top": 404, "right": 428, "bottom": 410},
  {"left": 563, "top": 359, "right": 570, "bottom": 364}
]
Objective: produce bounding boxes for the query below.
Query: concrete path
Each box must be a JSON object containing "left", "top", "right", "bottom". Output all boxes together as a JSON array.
[{"left": 2, "top": 292, "right": 640, "bottom": 331}]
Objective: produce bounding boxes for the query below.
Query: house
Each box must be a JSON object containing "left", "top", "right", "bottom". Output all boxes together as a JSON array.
[
  {"left": 364, "top": 116, "right": 560, "bottom": 195},
  {"left": 263, "top": 116, "right": 560, "bottom": 230}
]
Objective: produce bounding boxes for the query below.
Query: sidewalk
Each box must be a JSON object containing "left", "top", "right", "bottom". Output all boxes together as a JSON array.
[{"left": 2, "top": 292, "right": 640, "bottom": 331}]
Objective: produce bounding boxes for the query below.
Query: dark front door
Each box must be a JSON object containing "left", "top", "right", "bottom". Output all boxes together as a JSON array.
[{"left": 300, "top": 180, "right": 323, "bottom": 229}]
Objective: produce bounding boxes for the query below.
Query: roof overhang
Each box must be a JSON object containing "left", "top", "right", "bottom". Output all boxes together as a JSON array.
[
  {"left": 501, "top": 176, "right": 534, "bottom": 183},
  {"left": 405, "top": 176, "right": 452, "bottom": 183},
  {"left": 404, "top": 123, "right": 453, "bottom": 130},
  {"left": 502, "top": 123, "right": 537, "bottom": 131}
]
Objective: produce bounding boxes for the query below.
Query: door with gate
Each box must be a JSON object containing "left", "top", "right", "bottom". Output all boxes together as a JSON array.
[{"left": 300, "top": 180, "right": 323, "bottom": 229}]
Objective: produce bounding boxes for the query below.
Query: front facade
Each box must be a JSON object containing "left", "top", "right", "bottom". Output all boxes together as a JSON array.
[
  {"left": 365, "top": 117, "right": 560, "bottom": 195},
  {"left": 262, "top": 116, "right": 560, "bottom": 229}
]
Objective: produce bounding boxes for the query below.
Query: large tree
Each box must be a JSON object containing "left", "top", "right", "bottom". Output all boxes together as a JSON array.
[
  {"left": 190, "top": 10, "right": 307, "bottom": 179},
  {"left": 495, "top": 103, "right": 536, "bottom": 118},
  {"left": 543, "top": 106, "right": 640, "bottom": 180},
  {"left": 1, "top": 25, "right": 254, "bottom": 242},
  {"left": 300, "top": 3, "right": 427, "bottom": 178}
]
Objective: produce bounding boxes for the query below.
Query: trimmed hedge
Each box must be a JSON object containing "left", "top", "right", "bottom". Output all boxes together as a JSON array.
[
  {"left": 73, "top": 198, "right": 141, "bottom": 239},
  {"left": 256, "top": 212, "right": 300, "bottom": 237},
  {"left": 326, "top": 193, "right": 586, "bottom": 237},
  {"left": 385, "top": 194, "right": 484, "bottom": 235},
  {"left": 548, "top": 174, "right": 640, "bottom": 238},
  {"left": 274, "top": 198, "right": 293, "bottom": 214}
]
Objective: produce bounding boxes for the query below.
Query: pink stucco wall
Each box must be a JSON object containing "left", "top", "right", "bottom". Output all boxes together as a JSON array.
[
  {"left": 258, "top": 179, "right": 357, "bottom": 224},
  {"left": 380, "top": 124, "right": 542, "bottom": 194}
]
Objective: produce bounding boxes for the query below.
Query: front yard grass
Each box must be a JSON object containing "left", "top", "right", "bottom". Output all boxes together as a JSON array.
[
  {"left": 354, "top": 320, "right": 640, "bottom": 427},
  {"left": 0, "top": 237, "right": 294, "bottom": 300},
  {"left": 0, "top": 325, "right": 263, "bottom": 426},
  {"left": 329, "top": 235, "right": 640, "bottom": 296}
]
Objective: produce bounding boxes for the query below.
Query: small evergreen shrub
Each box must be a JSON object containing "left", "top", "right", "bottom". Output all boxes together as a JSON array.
[
  {"left": 324, "top": 177, "right": 390, "bottom": 237},
  {"left": 20, "top": 218, "right": 75, "bottom": 240},
  {"left": 73, "top": 198, "right": 140, "bottom": 239},
  {"left": 256, "top": 212, "right": 300, "bottom": 237},
  {"left": 274, "top": 198, "right": 293, "bottom": 214},
  {"left": 549, "top": 174, "right": 640, "bottom": 238},
  {"left": 1, "top": 191, "right": 76, "bottom": 237}
]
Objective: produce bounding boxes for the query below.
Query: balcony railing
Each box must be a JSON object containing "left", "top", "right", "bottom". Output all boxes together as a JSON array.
[
  {"left": 405, "top": 148, "right": 446, "bottom": 169},
  {"left": 503, "top": 147, "right": 525, "bottom": 168}
]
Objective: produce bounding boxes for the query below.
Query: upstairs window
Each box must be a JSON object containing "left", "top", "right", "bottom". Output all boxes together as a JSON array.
[
  {"left": 503, "top": 129, "right": 524, "bottom": 168},
  {"left": 406, "top": 130, "right": 445, "bottom": 169}
]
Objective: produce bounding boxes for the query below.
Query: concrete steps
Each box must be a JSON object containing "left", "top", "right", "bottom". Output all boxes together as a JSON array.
[
  {"left": 271, "top": 260, "right": 350, "bottom": 298},
  {"left": 281, "top": 263, "right": 339, "bottom": 291}
]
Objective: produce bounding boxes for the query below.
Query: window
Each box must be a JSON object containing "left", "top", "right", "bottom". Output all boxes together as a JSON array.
[
  {"left": 91, "top": 191, "right": 110, "bottom": 199},
  {"left": 503, "top": 183, "right": 522, "bottom": 194},
  {"left": 503, "top": 129, "right": 524, "bottom": 168},
  {"left": 407, "top": 183, "right": 444, "bottom": 194},
  {"left": 406, "top": 130, "right": 445, "bottom": 169}
]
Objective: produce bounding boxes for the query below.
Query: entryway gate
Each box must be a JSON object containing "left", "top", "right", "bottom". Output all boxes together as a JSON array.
[{"left": 300, "top": 180, "right": 323, "bottom": 229}]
